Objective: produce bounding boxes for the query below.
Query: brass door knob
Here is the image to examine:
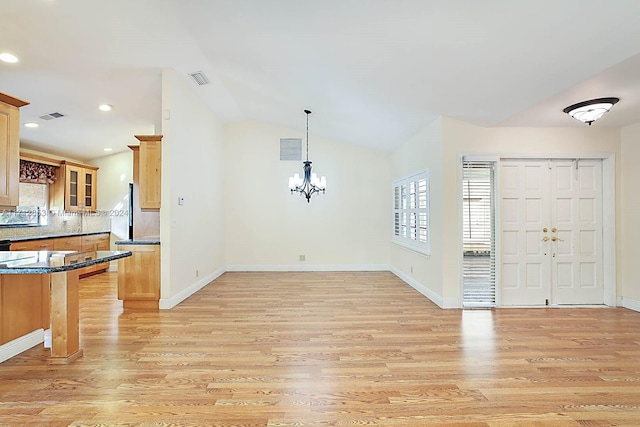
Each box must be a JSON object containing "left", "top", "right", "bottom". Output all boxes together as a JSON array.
[
  {"left": 542, "top": 227, "right": 548, "bottom": 232},
  {"left": 542, "top": 236, "right": 549, "bottom": 242},
  {"left": 551, "top": 236, "right": 564, "bottom": 242},
  {"left": 551, "top": 227, "right": 557, "bottom": 233}
]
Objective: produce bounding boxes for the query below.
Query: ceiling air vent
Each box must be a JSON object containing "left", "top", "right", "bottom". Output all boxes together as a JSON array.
[
  {"left": 188, "top": 71, "right": 210, "bottom": 86},
  {"left": 39, "top": 112, "right": 66, "bottom": 120}
]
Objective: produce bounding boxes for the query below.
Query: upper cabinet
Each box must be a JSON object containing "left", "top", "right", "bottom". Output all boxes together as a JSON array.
[
  {"left": 134, "top": 135, "right": 162, "bottom": 210},
  {"left": 0, "top": 92, "right": 29, "bottom": 209},
  {"left": 50, "top": 161, "right": 99, "bottom": 212}
]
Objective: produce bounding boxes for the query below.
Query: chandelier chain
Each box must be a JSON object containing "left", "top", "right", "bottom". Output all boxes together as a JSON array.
[{"left": 305, "top": 109, "right": 310, "bottom": 161}]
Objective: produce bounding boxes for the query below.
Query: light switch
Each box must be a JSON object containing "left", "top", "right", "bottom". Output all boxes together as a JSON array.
[{"left": 178, "top": 197, "right": 184, "bottom": 205}]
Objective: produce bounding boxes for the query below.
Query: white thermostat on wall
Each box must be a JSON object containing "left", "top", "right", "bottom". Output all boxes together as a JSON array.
[{"left": 178, "top": 197, "right": 185, "bottom": 206}]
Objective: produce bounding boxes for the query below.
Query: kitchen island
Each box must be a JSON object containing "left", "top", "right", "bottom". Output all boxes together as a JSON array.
[{"left": 0, "top": 250, "right": 131, "bottom": 363}]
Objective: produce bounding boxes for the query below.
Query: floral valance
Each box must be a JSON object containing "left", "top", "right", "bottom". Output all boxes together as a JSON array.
[{"left": 19, "top": 160, "right": 58, "bottom": 184}]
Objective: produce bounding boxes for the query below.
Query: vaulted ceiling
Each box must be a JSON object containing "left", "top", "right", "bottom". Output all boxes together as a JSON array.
[{"left": 2, "top": 0, "right": 640, "bottom": 161}]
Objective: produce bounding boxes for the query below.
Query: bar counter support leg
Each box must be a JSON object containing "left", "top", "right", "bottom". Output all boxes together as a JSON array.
[{"left": 49, "top": 270, "right": 83, "bottom": 364}]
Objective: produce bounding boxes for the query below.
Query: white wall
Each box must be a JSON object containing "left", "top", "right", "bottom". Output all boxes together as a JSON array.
[
  {"left": 390, "top": 116, "right": 622, "bottom": 308},
  {"left": 224, "top": 120, "right": 390, "bottom": 270},
  {"left": 91, "top": 150, "right": 133, "bottom": 245},
  {"left": 621, "top": 123, "right": 640, "bottom": 309},
  {"left": 389, "top": 118, "right": 447, "bottom": 306},
  {"left": 442, "top": 117, "right": 621, "bottom": 307},
  {"left": 160, "top": 68, "right": 226, "bottom": 308}
]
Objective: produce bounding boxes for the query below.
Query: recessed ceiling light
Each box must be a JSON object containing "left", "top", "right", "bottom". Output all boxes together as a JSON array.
[
  {"left": 0, "top": 53, "right": 18, "bottom": 63},
  {"left": 24, "top": 122, "right": 39, "bottom": 128},
  {"left": 98, "top": 104, "right": 113, "bottom": 112},
  {"left": 103, "top": 148, "right": 113, "bottom": 152}
]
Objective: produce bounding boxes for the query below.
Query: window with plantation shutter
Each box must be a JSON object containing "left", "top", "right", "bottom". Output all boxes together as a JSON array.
[{"left": 392, "top": 170, "right": 430, "bottom": 255}]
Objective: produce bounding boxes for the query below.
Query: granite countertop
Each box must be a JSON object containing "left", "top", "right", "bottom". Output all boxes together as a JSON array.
[
  {"left": 115, "top": 236, "right": 160, "bottom": 245},
  {"left": 8, "top": 231, "right": 111, "bottom": 242},
  {"left": 0, "top": 250, "right": 131, "bottom": 274}
]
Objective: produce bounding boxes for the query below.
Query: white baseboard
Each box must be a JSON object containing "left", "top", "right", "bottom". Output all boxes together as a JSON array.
[
  {"left": 621, "top": 296, "right": 640, "bottom": 313},
  {"left": 442, "top": 297, "right": 461, "bottom": 309},
  {"left": 0, "top": 329, "right": 44, "bottom": 364},
  {"left": 159, "top": 267, "right": 225, "bottom": 309},
  {"left": 225, "top": 264, "right": 390, "bottom": 272},
  {"left": 390, "top": 267, "right": 448, "bottom": 308}
]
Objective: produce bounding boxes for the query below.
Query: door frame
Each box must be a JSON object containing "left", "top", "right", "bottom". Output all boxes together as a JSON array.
[{"left": 458, "top": 152, "right": 616, "bottom": 307}]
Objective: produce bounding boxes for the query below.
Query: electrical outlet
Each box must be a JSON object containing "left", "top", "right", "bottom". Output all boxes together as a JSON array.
[
  {"left": 410, "top": 266, "right": 413, "bottom": 274},
  {"left": 299, "top": 255, "right": 306, "bottom": 261},
  {"left": 195, "top": 269, "right": 199, "bottom": 278}
]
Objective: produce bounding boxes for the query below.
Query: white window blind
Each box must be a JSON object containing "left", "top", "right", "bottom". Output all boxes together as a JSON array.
[
  {"left": 393, "top": 170, "right": 430, "bottom": 255},
  {"left": 462, "top": 161, "right": 495, "bottom": 306}
]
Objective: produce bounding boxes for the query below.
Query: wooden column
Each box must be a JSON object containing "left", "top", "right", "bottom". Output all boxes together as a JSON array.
[{"left": 49, "top": 270, "right": 83, "bottom": 363}]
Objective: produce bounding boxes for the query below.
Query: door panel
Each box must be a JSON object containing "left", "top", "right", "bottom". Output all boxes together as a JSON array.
[
  {"left": 500, "top": 159, "right": 603, "bottom": 306},
  {"left": 551, "top": 159, "right": 603, "bottom": 304},
  {"left": 500, "top": 160, "right": 550, "bottom": 305}
]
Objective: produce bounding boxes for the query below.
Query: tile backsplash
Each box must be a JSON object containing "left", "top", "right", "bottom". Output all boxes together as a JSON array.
[{"left": 0, "top": 212, "right": 110, "bottom": 240}]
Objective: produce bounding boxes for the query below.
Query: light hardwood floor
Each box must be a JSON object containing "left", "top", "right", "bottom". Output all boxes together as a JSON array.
[{"left": 1, "top": 271, "right": 640, "bottom": 426}]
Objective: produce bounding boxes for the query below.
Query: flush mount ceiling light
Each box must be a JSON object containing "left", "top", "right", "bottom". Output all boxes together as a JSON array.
[
  {"left": 0, "top": 53, "right": 18, "bottom": 63},
  {"left": 103, "top": 148, "right": 113, "bottom": 152},
  {"left": 98, "top": 104, "right": 113, "bottom": 112},
  {"left": 24, "top": 122, "right": 39, "bottom": 128},
  {"left": 288, "top": 109, "right": 326, "bottom": 203},
  {"left": 563, "top": 97, "right": 619, "bottom": 126}
]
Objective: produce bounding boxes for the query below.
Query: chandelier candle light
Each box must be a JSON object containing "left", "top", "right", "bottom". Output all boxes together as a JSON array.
[{"left": 288, "top": 109, "right": 326, "bottom": 202}]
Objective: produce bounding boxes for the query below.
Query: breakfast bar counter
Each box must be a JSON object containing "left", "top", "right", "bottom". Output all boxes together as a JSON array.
[{"left": 0, "top": 250, "right": 131, "bottom": 364}]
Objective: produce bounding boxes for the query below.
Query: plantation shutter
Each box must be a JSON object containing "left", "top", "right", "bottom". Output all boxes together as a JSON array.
[{"left": 462, "top": 160, "right": 496, "bottom": 306}]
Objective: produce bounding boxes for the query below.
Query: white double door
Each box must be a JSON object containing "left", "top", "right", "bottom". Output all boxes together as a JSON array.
[{"left": 500, "top": 159, "right": 603, "bottom": 306}]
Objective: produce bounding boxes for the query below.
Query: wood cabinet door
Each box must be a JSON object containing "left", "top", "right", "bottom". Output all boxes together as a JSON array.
[
  {"left": 82, "top": 168, "right": 97, "bottom": 211},
  {"left": 0, "top": 100, "right": 20, "bottom": 208},
  {"left": 139, "top": 139, "right": 161, "bottom": 210},
  {"left": 117, "top": 244, "right": 160, "bottom": 302},
  {"left": 64, "top": 164, "right": 83, "bottom": 211}
]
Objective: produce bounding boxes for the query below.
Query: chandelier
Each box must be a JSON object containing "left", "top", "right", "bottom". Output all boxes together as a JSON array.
[
  {"left": 288, "top": 109, "right": 326, "bottom": 202},
  {"left": 563, "top": 97, "right": 619, "bottom": 126}
]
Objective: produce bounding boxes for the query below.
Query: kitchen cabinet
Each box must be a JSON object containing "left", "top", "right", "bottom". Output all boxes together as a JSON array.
[
  {"left": 53, "top": 236, "right": 82, "bottom": 251},
  {"left": 0, "top": 92, "right": 29, "bottom": 209},
  {"left": 129, "top": 142, "right": 160, "bottom": 239},
  {"left": 11, "top": 239, "right": 54, "bottom": 251},
  {"left": 10, "top": 233, "right": 110, "bottom": 277},
  {"left": 133, "top": 135, "right": 162, "bottom": 210},
  {"left": 80, "top": 233, "right": 110, "bottom": 275},
  {"left": 50, "top": 161, "right": 98, "bottom": 212},
  {"left": 117, "top": 243, "right": 160, "bottom": 309}
]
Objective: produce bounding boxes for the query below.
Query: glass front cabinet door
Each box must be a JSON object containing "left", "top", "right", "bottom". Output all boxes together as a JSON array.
[{"left": 54, "top": 161, "right": 98, "bottom": 212}]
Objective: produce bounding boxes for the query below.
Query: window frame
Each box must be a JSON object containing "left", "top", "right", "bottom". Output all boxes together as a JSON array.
[{"left": 392, "top": 170, "right": 430, "bottom": 256}]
